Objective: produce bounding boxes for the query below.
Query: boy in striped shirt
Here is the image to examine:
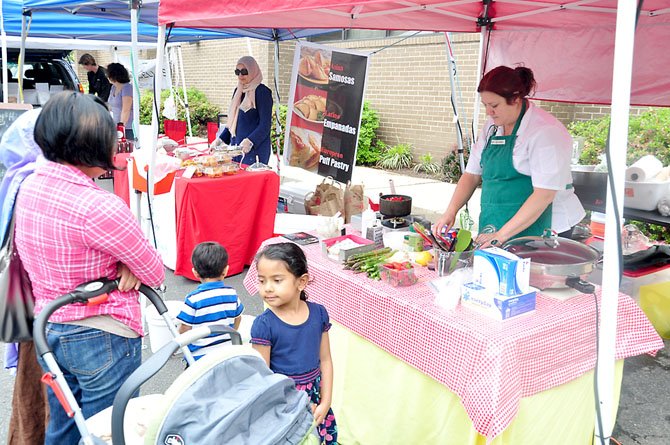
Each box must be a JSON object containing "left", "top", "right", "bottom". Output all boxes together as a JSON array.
[{"left": 177, "top": 242, "right": 244, "bottom": 360}]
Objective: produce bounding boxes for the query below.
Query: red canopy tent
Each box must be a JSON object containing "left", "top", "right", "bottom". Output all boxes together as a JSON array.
[
  {"left": 158, "top": 0, "right": 670, "bottom": 106},
  {"left": 157, "top": 2, "right": 668, "bottom": 443}
]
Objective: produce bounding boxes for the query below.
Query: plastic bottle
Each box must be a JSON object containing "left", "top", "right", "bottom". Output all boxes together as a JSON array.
[{"left": 361, "top": 207, "right": 377, "bottom": 238}]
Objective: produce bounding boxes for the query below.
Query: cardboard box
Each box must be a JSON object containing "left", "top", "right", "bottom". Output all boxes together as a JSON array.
[
  {"left": 461, "top": 282, "right": 536, "bottom": 320},
  {"left": 321, "top": 234, "right": 376, "bottom": 262},
  {"left": 473, "top": 247, "right": 530, "bottom": 296}
]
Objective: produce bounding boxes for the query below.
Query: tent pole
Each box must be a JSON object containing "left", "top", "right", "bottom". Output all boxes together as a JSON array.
[
  {"left": 471, "top": 27, "right": 486, "bottom": 140},
  {"left": 148, "top": 24, "right": 166, "bottom": 231},
  {"left": 272, "top": 33, "right": 282, "bottom": 175},
  {"left": 130, "top": 2, "right": 140, "bottom": 145},
  {"left": 19, "top": 12, "right": 29, "bottom": 103},
  {"left": 444, "top": 32, "right": 465, "bottom": 175},
  {"left": 177, "top": 45, "right": 192, "bottom": 137},
  {"left": 595, "top": 1, "right": 637, "bottom": 444},
  {"left": 1, "top": 2, "right": 8, "bottom": 103}
]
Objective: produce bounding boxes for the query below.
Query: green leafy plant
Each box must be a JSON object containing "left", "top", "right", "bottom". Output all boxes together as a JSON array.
[
  {"left": 630, "top": 221, "right": 670, "bottom": 243},
  {"left": 271, "top": 104, "right": 287, "bottom": 155},
  {"left": 356, "top": 102, "right": 383, "bottom": 166},
  {"left": 413, "top": 153, "right": 442, "bottom": 175},
  {"left": 441, "top": 145, "right": 470, "bottom": 183},
  {"left": 568, "top": 108, "right": 670, "bottom": 166},
  {"left": 377, "top": 143, "right": 413, "bottom": 170},
  {"left": 140, "top": 87, "right": 220, "bottom": 137}
]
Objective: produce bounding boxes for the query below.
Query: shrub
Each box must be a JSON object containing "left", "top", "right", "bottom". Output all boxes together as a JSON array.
[
  {"left": 413, "top": 153, "right": 441, "bottom": 175},
  {"left": 139, "top": 87, "right": 220, "bottom": 137},
  {"left": 441, "top": 145, "right": 470, "bottom": 183},
  {"left": 271, "top": 104, "right": 287, "bottom": 155},
  {"left": 378, "top": 143, "right": 413, "bottom": 170},
  {"left": 568, "top": 108, "right": 670, "bottom": 166},
  {"left": 356, "top": 102, "right": 382, "bottom": 166},
  {"left": 630, "top": 221, "right": 669, "bottom": 243}
]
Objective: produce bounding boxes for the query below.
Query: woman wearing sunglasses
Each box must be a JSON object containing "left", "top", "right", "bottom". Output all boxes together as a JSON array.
[
  {"left": 211, "top": 56, "right": 273, "bottom": 165},
  {"left": 434, "top": 65, "right": 584, "bottom": 247}
]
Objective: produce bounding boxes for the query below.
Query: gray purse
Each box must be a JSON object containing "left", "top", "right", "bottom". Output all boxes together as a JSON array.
[{"left": 0, "top": 214, "right": 35, "bottom": 342}]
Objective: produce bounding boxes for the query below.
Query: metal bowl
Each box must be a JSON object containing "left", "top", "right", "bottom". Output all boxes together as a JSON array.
[{"left": 503, "top": 235, "right": 601, "bottom": 289}]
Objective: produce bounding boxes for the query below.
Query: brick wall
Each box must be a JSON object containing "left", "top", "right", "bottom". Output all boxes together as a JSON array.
[{"left": 78, "top": 36, "right": 650, "bottom": 161}]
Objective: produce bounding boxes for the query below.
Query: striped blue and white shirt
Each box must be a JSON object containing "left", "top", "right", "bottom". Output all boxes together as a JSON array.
[{"left": 176, "top": 281, "right": 244, "bottom": 359}]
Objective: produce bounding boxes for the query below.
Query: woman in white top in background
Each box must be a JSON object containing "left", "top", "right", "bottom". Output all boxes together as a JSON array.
[{"left": 434, "top": 65, "right": 585, "bottom": 247}]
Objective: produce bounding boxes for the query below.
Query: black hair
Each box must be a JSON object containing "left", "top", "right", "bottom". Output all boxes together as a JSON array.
[
  {"left": 192, "top": 242, "right": 229, "bottom": 279},
  {"left": 106, "top": 62, "right": 131, "bottom": 84},
  {"left": 34, "top": 91, "right": 116, "bottom": 170},
  {"left": 256, "top": 243, "right": 309, "bottom": 301},
  {"left": 477, "top": 65, "right": 536, "bottom": 105}
]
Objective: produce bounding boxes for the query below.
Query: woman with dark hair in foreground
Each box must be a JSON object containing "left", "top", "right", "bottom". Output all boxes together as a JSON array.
[{"left": 13, "top": 92, "right": 164, "bottom": 444}]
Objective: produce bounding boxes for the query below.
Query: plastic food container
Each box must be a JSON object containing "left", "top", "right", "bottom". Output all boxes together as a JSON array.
[
  {"left": 221, "top": 162, "right": 239, "bottom": 175},
  {"left": 379, "top": 262, "right": 418, "bottom": 287},
  {"left": 624, "top": 180, "right": 670, "bottom": 211},
  {"left": 321, "top": 234, "right": 376, "bottom": 262}
]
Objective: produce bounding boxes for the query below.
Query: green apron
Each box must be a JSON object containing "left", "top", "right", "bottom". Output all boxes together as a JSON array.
[{"left": 478, "top": 101, "right": 552, "bottom": 238}]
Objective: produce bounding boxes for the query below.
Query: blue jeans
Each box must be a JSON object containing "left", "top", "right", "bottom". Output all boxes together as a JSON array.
[{"left": 38, "top": 323, "right": 141, "bottom": 445}]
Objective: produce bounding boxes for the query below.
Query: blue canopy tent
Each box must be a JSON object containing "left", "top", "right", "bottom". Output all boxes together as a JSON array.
[
  {"left": 11, "top": 0, "right": 335, "bottom": 144},
  {"left": 0, "top": 0, "right": 241, "bottom": 129},
  {"left": 19, "top": 0, "right": 330, "bottom": 41}
]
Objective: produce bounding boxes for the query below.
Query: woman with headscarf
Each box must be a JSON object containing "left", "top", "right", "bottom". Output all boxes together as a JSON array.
[{"left": 211, "top": 56, "right": 274, "bottom": 165}]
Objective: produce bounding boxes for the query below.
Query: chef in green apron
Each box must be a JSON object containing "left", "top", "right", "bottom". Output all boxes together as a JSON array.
[{"left": 435, "top": 65, "right": 585, "bottom": 247}]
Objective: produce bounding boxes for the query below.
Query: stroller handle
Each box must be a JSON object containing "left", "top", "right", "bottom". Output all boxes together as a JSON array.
[{"left": 33, "top": 278, "right": 170, "bottom": 357}]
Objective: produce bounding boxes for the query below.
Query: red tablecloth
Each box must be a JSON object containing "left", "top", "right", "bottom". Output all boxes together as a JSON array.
[
  {"left": 244, "top": 239, "right": 663, "bottom": 440},
  {"left": 175, "top": 170, "right": 279, "bottom": 280}
]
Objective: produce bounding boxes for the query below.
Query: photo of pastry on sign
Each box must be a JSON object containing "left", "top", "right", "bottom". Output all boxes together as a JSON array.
[
  {"left": 298, "top": 48, "right": 331, "bottom": 85},
  {"left": 288, "top": 127, "right": 321, "bottom": 171},
  {"left": 293, "top": 95, "right": 326, "bottom": 123}
]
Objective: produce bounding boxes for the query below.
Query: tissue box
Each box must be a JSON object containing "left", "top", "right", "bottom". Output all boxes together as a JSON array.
[
  {"left": 461, "top": 282, "right": 536, "bottom": 320},
  {"left": 473, "top": 247, "right": 530, "bottom": 296},
  {"left": 321, "top": 234, "right": 376, "bottom": 262}
]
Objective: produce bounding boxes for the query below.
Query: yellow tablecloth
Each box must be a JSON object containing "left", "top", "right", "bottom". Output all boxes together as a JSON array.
[{"left": 329, "top": 322, "right": 623, "bottom": 445}]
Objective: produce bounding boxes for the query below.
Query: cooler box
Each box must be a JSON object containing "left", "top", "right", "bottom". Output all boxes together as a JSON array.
[
  {"left": 624, "top": 180, "right": 670, "bottom": 211},
  {"left": 278, "top": 181, "right": 314, "bottom": 214}
]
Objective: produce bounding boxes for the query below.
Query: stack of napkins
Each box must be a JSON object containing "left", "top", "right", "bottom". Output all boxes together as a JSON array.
[{"left": 461, "top": 247, "right": 536, "bottom": 320}]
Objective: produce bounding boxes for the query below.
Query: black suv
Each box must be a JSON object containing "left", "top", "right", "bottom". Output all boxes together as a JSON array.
[{"left": 1, "top": 49, "right": 84, "bottom": 106}]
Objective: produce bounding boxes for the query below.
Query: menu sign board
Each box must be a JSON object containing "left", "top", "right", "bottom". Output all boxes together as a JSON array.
[{"left": 284, "top": 42, "right": 369, "bottom": 183}]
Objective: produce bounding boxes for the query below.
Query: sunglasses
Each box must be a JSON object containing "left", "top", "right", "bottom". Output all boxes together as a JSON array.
[{"left": 234, "top": 68, "right": 249, "bottom": 76}]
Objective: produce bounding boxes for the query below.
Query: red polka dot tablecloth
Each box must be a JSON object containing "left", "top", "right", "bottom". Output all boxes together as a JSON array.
[{"left": 243, "top": 238, "right": 663, "bottom": 440}]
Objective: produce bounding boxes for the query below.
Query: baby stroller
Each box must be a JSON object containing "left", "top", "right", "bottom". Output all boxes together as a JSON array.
[{"left": 34, "top": 278, "right": 319, "bottom": 445}]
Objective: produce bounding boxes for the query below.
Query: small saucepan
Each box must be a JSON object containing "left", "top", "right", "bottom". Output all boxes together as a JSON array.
[
  {"left": 379, "top": 194, "right": 412, "bottom": 218},
  {"left": 502, "top": 232, "right": 601, "bottom": 292}
]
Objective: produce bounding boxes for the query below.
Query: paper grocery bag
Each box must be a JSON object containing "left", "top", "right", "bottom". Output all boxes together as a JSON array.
[
  {"left": 318, "top": 190, "right": 345, "bottom": 217},
  {"left": 305, "top": 177, "right": 344, "bottom": 216},
  {"left": 344, "top": 182, "right": 367, "bottom": 223}
]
